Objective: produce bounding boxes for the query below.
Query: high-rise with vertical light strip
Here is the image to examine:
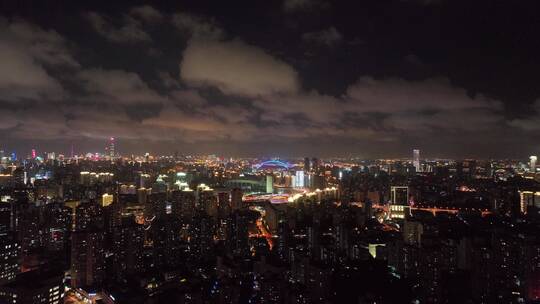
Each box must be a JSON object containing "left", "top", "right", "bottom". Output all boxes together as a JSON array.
[{"left": 413, "top": 149, "right": 420, "bottom": 172}]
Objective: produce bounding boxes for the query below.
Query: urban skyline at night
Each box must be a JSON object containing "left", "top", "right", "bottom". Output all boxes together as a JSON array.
[{"left": 2, "top": 1, "right": 540, "bottom": 304}]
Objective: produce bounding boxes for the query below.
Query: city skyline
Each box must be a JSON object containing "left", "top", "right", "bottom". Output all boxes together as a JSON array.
[
  {"left": 2, "top": 144, "right": 538, "bottom": 162},
  {"left": 1, "top": 1, "right": 540, "bottom": 158},
  {"left": 3, "top": 2, "right": 540, "bottom": 303}
]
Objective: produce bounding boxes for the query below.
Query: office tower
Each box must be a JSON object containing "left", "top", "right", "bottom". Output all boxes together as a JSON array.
[
  {"left": 266, "top": 175, "right": 274, "bottom": 193},
  {"left": 71, "top": 231, "right": 106, "bottom": 288},
  {"left": 108, "top": 137, "right": 115, "bottom": 159},
  {"left": 0, "top": 237, "right": 20, "bottom": 284},
  {"left": 413, "top": 149, "right": 420, "bottom": 172},
  {"left": 31, "top": 149, "right": 36, "bottom": 159},
  {"left": 530, "top": 156, "right": 537, "bottom": 172}
]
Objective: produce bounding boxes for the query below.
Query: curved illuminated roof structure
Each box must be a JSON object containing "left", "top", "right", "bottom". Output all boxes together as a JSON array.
[{"left": 255, "top": 160, "right": 292, "bottom": 170}]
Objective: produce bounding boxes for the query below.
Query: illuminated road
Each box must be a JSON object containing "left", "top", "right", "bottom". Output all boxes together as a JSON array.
[
  {"left": 64, "top": 290, "right": 86, "bottom": 304},
  {"left": 243, "top": 193, "right": 290, "bottom": 204},
  {"left": 372, "top": 204, "right": 492, "bottom": 217}
]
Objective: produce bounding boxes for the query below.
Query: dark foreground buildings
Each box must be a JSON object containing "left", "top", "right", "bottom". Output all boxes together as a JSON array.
[{"left": 0, "top": 154, "right": 540, "bottom": 303}]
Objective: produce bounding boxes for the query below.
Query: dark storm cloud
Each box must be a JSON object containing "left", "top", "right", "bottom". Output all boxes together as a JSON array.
[
  {"left": 1, "top": 1, "right": 540, "bottom": 157},
  {"left": 172, "top": 13, "right": 224, "bottom": 40},
  {"left": 85, "top": 12, "right": 151, "bottom": 43},
  {"left": 0, "top": 18, "right": 76, "bottom": 102},
  {"left": 302, "top": 27, "right": 343, "bottom": 47},
  {"left": 129, "top": 5, "right": 164, "bottom": 23},
  {"left": 76, "top": 68, "right": 166, "bottom": 105},
  {"left": 283, "top": 0, "right": 329, "bottom": 13}
]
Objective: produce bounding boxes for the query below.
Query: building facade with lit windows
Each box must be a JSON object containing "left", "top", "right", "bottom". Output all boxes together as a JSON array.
[
  {"left": 0, "top": 269, "right": 64, "bottom": 304},
  {"left": 0, "top": 237, "right": 19, "bottom": 285}
]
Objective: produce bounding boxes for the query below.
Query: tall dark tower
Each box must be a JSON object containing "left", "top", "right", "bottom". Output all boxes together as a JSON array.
[{"left": 304, "top": 157, "right": 311, "bottom": 172}]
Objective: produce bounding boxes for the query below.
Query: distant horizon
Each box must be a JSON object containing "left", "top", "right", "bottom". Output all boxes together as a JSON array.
[{"left": 0, "top": 143, "right": 535, "bottom": 162}]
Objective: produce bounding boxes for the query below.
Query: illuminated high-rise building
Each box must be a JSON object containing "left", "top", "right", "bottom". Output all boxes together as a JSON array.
[
  {"left": 519, "top": 190, "right": 540, "bottom": 214},
  {"left": 266, "top": 175, "right": 274, "bottom": 193},
  {"left": 0, "top": 269, "right": 64, "bottom": 304},
  {"left": 108, "top": 137, "right": 115, "bottom": 159},
  {"left": 530, "top": 156, "right": 537, "bottom": 173},
  {"left": 413, "top": 149, "right": 420, "bottom": 172},
  {"left": 0, "top": 237, "right": 20, "bottom": 284},
  {"left": 295, "top": 170, "right": 305, "bottom": 188},
  {"left": 101, "top": 194, "right": 114, "bottom": 207},
  {"left": 31, "top": 149, "right": 36, "bottom": 159},
  {"left": 390, "top": 186, "right": 410, "bottom": 220}
]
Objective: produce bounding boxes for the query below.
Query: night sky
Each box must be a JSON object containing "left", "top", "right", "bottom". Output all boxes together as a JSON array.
[{"left": 1, "top": 0, "right": 540, "bottom": 158}]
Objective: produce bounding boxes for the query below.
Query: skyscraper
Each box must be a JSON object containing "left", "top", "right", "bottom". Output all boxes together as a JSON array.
[
  {"left": 266, "top": 175, "right": 274, "bottom": 193},
  {"left": 390, "top": 186, "right": 410, "bottom": 220},
  {"left": 108, "top": 137, "right": 115, "bottom": 159},
  {"left": 295, "top": 170, "right": 305, "bottom": 188},
  {"left": 71, "top": 231, "right": 105, "bottom": 288},
  {"left": 0, "top": 237, "right": 20, "bottom": 285},
  {"left": 413, "top": 149, "right": 420, "bottom": 172},
  {"left": 530, "top": 156, "right": 537, "bottom": 173}
]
